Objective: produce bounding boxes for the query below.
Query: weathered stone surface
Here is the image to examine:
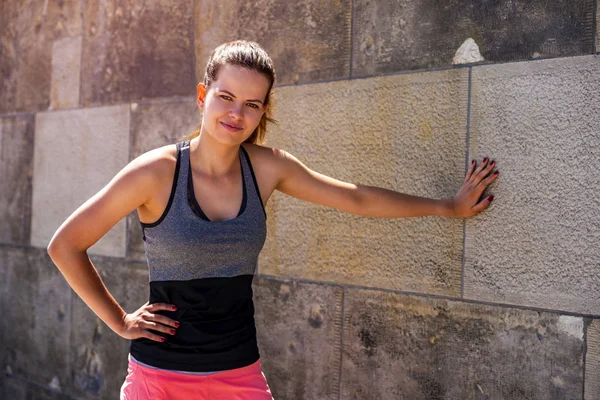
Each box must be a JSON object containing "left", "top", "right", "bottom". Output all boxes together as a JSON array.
[
  {"left": 194, "top": 0, "right": 352, "bottom": 85},
  {"left": 32, "top": 106, "right": 130, "bottom": 257},
  {"left": 0, "top": 115, "right": 34, "bottom": 245},
  {"left": 81, "top": 1, "right": 196, "bottom": 106},
  {"left": 465, "top": 55, "right": 600, "bottom": 315},
  {"left": 0, "top": 0, "right": 82, "bottom": 114},
  {"left": 70, "top": 256, "right": 148, "bottom": 399},
  {"left": 253, "top": 276, "right": 343, "bottom": 400},
  {"left": 50, "top": 36, "right": 82, "bottom": 110},
  {"left": 586, "top": 319, "right": 600, "bottom": 400},
  {"left": 260, "top": 69, "right": 468, "bottom": 297},
  {"left": 352, "top": 0, "right": 596, "bottom": 76},
  {"left": 1, "top": 376, "right": 71, "bottom": 400},
  {"left": 597, "top": 0, "right": 600, "bottom": 54},
  {"left": 127, "top": 99, "right": 200, "bottom": 261},
  {"left": 0, "top": 246, "right": 72, "bottom": 393},
  {"left": 342, "top": 289, "right": 584, "bottom": 399}
]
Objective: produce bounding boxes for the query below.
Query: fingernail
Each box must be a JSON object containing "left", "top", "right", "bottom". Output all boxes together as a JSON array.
[
  {"left": 483, "top": 157, "right": 488, "bottom": 163},
  {"left": 493, "top": 171, "right": 499, "bottom": 176},
  {"left": 172, "top": 306, "right": 177, "bottom": 310},
  {"left": 161, "top": 337, "right": 166, "bottom": 342},
  {"left": 488, "top": 196, "right": 494, "bottom": 202},
  {"left": 170, "top": 329, "right": 176, "bottom": 335},
  {"left": 174, "top": 322, "right": 180, "bottom": 328},
  {"left": 471, "top": 160, "right": 476, "bottom": 165},
  {"left": 490, "top": 160, "right": 495, "bottom": 166}
]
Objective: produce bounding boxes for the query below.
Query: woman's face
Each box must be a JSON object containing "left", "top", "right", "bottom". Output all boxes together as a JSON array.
[{"left": 198, "top": 64, "right": 270, "bottom": 146}]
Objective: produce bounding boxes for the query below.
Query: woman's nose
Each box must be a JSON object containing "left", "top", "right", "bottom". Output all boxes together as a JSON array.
[{"left": 229, "top": 104, "right": 243, "bottom": 119}]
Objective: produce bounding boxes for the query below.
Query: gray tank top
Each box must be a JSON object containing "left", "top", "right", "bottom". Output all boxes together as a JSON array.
[{"left": 129, "top": 140, "right": 268, "bottom": 372}]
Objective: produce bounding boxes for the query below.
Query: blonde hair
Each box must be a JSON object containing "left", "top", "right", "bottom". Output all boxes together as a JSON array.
[{"left": 183, "top": 40, "right": 276, "bottom": 145}]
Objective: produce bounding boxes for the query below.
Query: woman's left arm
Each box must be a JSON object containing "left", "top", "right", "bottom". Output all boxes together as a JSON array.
[{"left": 273, "top": 150, "right": 498, "bottom": 219}]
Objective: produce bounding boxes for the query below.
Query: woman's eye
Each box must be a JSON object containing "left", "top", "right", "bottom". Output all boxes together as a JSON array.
[
  {"left": 220, "top": 95, "right": 232, "bottom": 101},
  {"left": 247, "top": 103, "right": 259, "bottom": 109}
]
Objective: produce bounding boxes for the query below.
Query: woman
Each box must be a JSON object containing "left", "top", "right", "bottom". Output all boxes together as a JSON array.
[{"left": 47, "top": 40, "right": 498, "bottom": 399}]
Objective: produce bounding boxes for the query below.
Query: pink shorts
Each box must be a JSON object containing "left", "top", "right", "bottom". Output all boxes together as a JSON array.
[{"left": 120, "top": 357, "right": 273, "bottom": 399}]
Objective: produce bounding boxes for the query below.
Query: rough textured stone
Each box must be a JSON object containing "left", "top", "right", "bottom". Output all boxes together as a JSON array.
[
  {"left": 50, "top": 36, "right": 82, "bottom": 110},
  {"left": 70, "top": 256, "right": 148, "bottom": 399},
  {"left": 260, "top": 69, "right": 469, "bottom": 297},
  {"left": 1, "top": 376, "right": 72, "bottom": 400},
  {"left": 127, "top": 99, "right": 200, "bottom": 261},
  {"left": 465, "top": 55, "right": 600, "bottom": 315},
  {"left": 0, "top": 246, "right": 72, "bottom": 394},
  {"left": 586, "top": 319, "right": 600, "bottom": 400},
  {"left": 81, "top": 1, "right": 196, "bottom": 106},
  {"left": 352, "top": 0, "right": 596, "bottom": 76},
  {"left": 253, "top": 276, "right": 343, "bottom": 400},
  {"left": 0, "top": 115, "right": 34, "bottom": 245},
  {"left": 31, "top": 106, "right": 130, "bottom": 257},
  {"left": 0, "top": 0, "right": 82, "bottom": 114},
  {"left": 342, "top": 289, "right": 584, "bottom": 399},
  {"left": 194, "top": 0, "right": 352, "bottom": 85}
]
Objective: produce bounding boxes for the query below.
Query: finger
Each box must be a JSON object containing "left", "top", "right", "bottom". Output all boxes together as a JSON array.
[
  {"left": 141, "top": 319, "right": 177, "bottom": 335},
  {"left": 472, "top": 159, "right": 495, "bottom": 186},
  {"left": 468, "top": 157, "right": 489, "bottom": 184},
  {"left": 464, "top": 159, "right": 476, "bottom": 183},
  {"left": 147, "top": 303, "right": 178, "bottom": 312},
  {"left": 141, "top": 330, "right": 168, "bottom": 343},
  {"left": 471, "top": 195, "right": 494, "bottom": 215},
  {"left": 477, "top": 169, "right": 499, "bottom": 189},
  {"left": 145, "top": 312, "right": 180, "bottom": 329}
]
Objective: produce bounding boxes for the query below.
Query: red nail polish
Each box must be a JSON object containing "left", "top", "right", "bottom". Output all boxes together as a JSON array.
[
  {"left": 170, "top": 329, "right": 176, "bottom": 335},
  {"left": 483, "top": 157, "right": 488, "bottom": 163},
  {"left": 488, "top": 196, "right": 494, "bottom": 202},
  {"left": 493, "top": 171, "right": 499, "bottom": 175},
  {"left": 174, "top": 322, "right": 180, "bottom": 328},
  {"left": 490, "top": 160, "right": 495, "bottom": 166},
  {"left": 471, "top": 160, "right": 476, "bottom": 165},
  {"left": 172, "top": 306, "right": 177, "bottom": 311},
  {"left": 161, "top": 337, "right": 166, "bottom": 342}
]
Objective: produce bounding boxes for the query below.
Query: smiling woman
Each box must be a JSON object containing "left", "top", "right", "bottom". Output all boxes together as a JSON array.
[{"left": 46, "top": 40, "right": 498, "bottom": 400}]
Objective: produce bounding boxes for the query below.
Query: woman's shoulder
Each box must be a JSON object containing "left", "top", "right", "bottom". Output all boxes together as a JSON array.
[
  {"left": 131, "top": 142, "right": 179, "bottom": 186},
  {"left": 241, "top": 142, "right": 289, "bottom": 165}
]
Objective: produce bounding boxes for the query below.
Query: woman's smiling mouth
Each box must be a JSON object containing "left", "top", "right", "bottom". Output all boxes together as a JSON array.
[{"left": 220, "top": 122, "right": 243, "bottom": 132}]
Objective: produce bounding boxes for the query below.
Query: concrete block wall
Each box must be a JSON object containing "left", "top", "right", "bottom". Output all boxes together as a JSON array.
[{"left": 0, "top": 1, "right": 598, "bottom": 399}]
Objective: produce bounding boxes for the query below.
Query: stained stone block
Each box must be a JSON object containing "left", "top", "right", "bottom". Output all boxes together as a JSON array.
[
  {"left": 342, "top": 289, "right": 584, "bottom": 399},
  {"left": 0, "top": 246, "right": 71, "bottom": 393},
  {"left": 597, "top": 1, "right": 600, "bottom": 54},
  {"left": 352, "top": 0, "right": 596, "bottom": 76},
  {"left": 465, "top": 55, "right": 600, "bottom": 315},
  {"left": 253, "top": 276, "right": 343, "bottom": 400},
  {"left": 194, "top": 0, "right": 352, "bottom": 85},
  {"left": 50, "top": 36, "right": 82, "bottom": 110},
  {"left": 0, "top": 115, "right": 34, "bottom": 245},
  {"left": 259, "top": 69, "right": 468, "bottom": 297},
  {"left": 127, "top": 99, "right": 200, "bottom": 261},
  {"left": 70, "top": 256, "right": 149, "bottom": 399},
  {"left": 81, "top": 1, "right": 196, "bottom": 106},
  {"left": 586, "top": 319, "right": 600, "bottom": 400},
  {"left": 32, "top": 106, "right": 130, "bottom": 257},
  {"left": 0, "top": 0, "right": 82, "bottom": 114},
  {"left": 1, "top": 376, "right": 70, "bottom": 400}
]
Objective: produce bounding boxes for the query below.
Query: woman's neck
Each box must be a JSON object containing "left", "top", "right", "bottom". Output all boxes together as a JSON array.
[{"left": 189, "top": 131, "right": 241, "bottom": 178}]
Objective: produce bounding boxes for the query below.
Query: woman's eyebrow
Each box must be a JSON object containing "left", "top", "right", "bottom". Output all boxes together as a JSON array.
[{"left": 220, "top": 89, "right": 263, "bottom": 104}]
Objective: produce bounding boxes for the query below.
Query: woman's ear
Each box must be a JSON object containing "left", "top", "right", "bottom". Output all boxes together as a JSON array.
[{"left": 197, "top": 83, "right": 206, "bottom": 110}]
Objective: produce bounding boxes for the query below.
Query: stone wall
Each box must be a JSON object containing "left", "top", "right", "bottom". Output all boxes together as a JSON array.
[{"left": 1, "top": 1, "right": 598, "bottom": 399}]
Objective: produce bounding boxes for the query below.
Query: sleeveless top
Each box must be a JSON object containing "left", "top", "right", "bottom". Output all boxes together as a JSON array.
[{"left": 129, "top": 140, "right": 267, "bottom": 372}]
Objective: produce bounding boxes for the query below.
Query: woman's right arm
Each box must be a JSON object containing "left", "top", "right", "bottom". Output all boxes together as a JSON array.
[{"left": 47, "top": 150, "right": 178, "bottom": 342}]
